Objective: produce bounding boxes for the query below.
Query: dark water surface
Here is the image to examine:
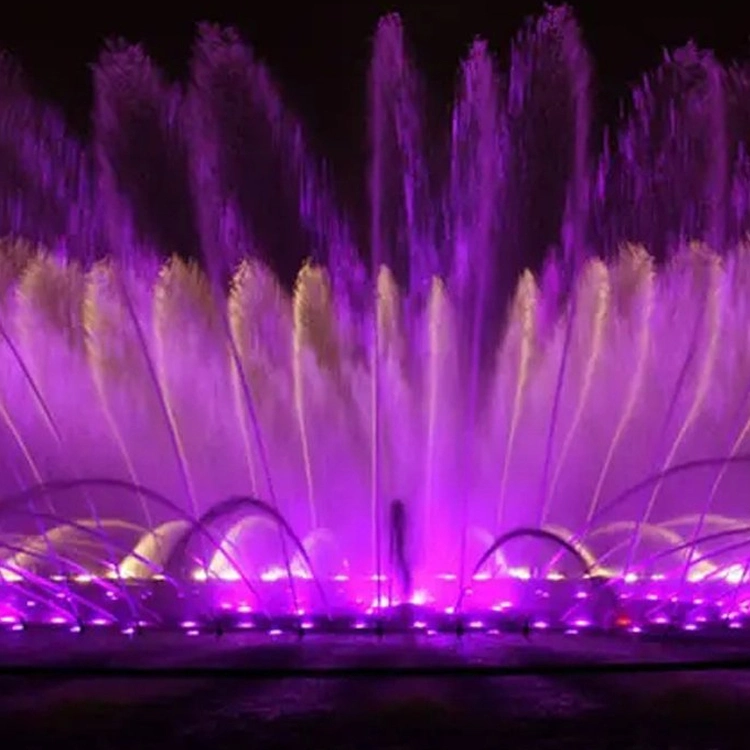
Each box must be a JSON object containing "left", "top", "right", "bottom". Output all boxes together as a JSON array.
[{"left": 0, "top": 632, "right": 749, "bottom": 748}]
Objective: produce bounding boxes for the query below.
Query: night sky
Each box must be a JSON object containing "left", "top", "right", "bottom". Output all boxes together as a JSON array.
[
  {"left": 3, "top": 1, "right": 750, "bottom": 147},
  {"left": 1, "top": 1, "right": 750, "bottom": 277}
]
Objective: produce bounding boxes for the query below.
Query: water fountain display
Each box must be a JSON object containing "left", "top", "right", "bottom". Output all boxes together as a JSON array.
[{"left": 1, "top": 6, "right": 750, "bottom": 637}]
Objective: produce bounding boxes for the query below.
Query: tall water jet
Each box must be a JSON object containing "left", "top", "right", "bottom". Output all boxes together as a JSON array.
[
  {"left": 94, "top": 42, "right": 197, "bottom": 263},
  {"left": 186, "top": 23, "right": 350, "bottom": 285},
  {"left": 583, "top": 246, "right": 655, "bottom": 529},
  {"left": 448, "top": 37, "right": 503, "bottom": 589},
  {"left": 422, "top": 276, "right": 458, "bottom": 569},
  {"left": 544, "top": 259, "right": 610, "bottom": 517},
  {"left": 626, "top": 248, "right": 724, "bottom": 571},
  {"left": 594, "top": 45, "right": 732, "bottom": 256},
  {"left": 369, "top": 14, "right": 435, "bottom": 295},
  {"left": 0, "top": 57, "right": 97, "bottom": 258},
  {"left": 497, "top": 270, "right": 538, "bottom": 530}
]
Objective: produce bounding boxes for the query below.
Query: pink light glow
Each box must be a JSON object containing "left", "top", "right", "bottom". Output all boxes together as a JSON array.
[{"left": 0, "top": 9, "right": 749, "bottom": 642}]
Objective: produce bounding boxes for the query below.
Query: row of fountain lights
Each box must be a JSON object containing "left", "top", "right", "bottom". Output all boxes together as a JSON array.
[
  {"left": 3, "top": 564, "right": 745, "bottom": 585},
  {"left": 0, "top": 606, "right": 746, "bottom": 637},
  {"left": 0, "top": 567, "right": 748, "bottom": 637}
]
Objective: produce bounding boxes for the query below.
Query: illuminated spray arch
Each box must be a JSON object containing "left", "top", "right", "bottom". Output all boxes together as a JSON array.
[
  {"left": 0, "top": 529, "right": 158, "bottom": 623},
  {"left": 456, "top": 527, "right": 594, "bottom": 610},
  {"left": 643, "top": 526, "right": 750, "bottom": 570},
  {"left": 163, "top": 494, "right": 329, "bottom": 611},
  {"left": 165, "top": 496, "right": 313, "bottom": 576},
  {"left": 3, "top": 518, "right": 148, "bottom": 572},
  {"left": 0, "top": 480, "right": 333, "bottom": 613},
  {"left": 1, "top": 467, "right": 750, "bottom": 627},
  {"left": 208, "top": 516, "right": 291, "bottom": 578},
  {"left": 588, "top": 521, "right": 686, "bottom": 568},
  {"left": 119, "top": 521, "right": 191, "bottom": 578},
  {"left": 0, "top": 479, "right": 269, "bottom": 610},
  {"left": 539, "top": 454, "right": 750, "bottom": 576},
  {"left": 582, "top": 454, "right": 750, "bottom": 536},
  {"left": 0, "top": 547, "right": 118, "bottom": 622},
  {"left": 543, "top": 524, "right": 598, "bottom": 571}
]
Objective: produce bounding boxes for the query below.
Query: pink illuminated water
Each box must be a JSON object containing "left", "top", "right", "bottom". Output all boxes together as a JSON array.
[{"left": 1, "top": 8, "right": 750, "bottom": 628}]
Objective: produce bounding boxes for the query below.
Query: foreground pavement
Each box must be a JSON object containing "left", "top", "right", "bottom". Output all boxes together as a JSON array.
[{"left": 0, "top": 631, "right": 749, "bottom": 748}]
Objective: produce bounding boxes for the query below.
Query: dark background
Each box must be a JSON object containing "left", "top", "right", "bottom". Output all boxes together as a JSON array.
[
  {"left": 3, "top": 1, "right": 750, "bottom": 147},
  {"left": 2, "top": 0, "right": 750, "bottom": 279}
]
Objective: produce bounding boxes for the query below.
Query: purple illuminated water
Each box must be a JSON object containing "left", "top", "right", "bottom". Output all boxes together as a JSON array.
[{"left": 2, "top": 7, "right": 750, "bottom": 632}]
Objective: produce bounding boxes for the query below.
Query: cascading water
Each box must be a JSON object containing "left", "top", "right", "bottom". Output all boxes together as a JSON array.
[{"left": 1, "top": 6, "right": 750, "bottom": 634}]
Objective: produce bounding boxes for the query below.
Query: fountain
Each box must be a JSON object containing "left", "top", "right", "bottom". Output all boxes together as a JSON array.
[{"left": 1, "top": 6, "right": 750, "bottom": 638}]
